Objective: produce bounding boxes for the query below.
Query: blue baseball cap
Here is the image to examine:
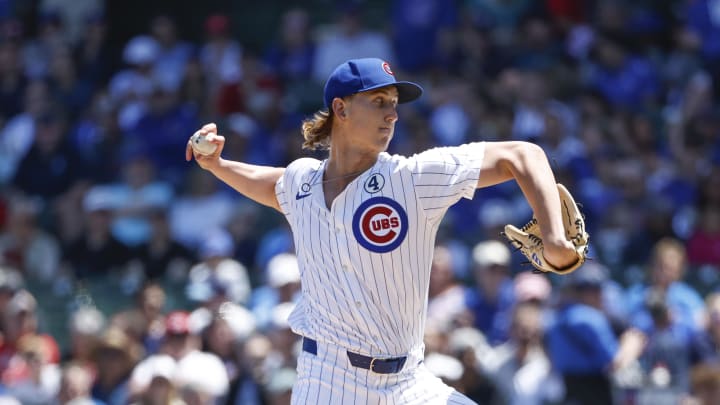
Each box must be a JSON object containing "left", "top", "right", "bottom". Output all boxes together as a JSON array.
[
  {"left": 566, "top": 262, "right": 608, "bottom": 289},
  {"left": 323, "top": 58, "right": 423, "bottom": 109}
]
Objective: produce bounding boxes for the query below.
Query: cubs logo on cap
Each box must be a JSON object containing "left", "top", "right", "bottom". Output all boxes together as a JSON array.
[
  {"left": 323, "top": 58, "right": 423, "bottom": 109},
  {"left": 382, "top": 62, "right": 393, "bottom": 76},
  {"left": 352, "top": 197, "right": 408, "bottom": 253}
]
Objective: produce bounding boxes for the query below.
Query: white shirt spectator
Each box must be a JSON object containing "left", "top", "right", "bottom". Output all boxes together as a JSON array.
[
  {"left": 130, "top": 351, "right": 229, "bottom": 399},
  {"left": 480, "top": 341, "right": 563, "bottom": 405},
  {"left": 312, "top": 11, "right": 394, "bottom": 83}
]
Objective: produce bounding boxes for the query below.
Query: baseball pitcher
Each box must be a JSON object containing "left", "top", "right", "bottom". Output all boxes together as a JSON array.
[{"left": 186, "top": 58, "right": 586, "bottom": 404}]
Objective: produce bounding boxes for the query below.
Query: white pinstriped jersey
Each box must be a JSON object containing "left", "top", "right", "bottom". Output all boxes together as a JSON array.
[{"left": 275, "top": 142, "right": 485, "bottom": 357}]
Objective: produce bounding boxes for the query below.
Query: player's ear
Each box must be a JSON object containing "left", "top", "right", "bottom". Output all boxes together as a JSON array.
[{"left": 332, "top": 98, "right": 347, "bottom": 119}]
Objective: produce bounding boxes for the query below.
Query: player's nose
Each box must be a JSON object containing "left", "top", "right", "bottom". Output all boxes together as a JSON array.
[{"left": 385, "top": 106, "right": 398, "bottom": 123}]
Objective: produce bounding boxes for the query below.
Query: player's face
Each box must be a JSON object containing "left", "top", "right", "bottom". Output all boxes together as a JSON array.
[{"left": 345, "top": 87, "right": 399, "bottom": 152}]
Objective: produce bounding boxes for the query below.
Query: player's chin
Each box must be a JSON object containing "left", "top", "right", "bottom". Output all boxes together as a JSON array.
[
  {"left": 377, "top": 135, "right": 393, "bottom": 151},
  {"left": 378, "top": 127, "right": 394, "bottom": 141}
]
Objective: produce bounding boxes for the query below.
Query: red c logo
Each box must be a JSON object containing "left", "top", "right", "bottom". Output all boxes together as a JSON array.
[
  {"left": 361, "top": 206, "right": 399, "bottom": 244},
  {"left": 382, "top": 62, "right": 394, "bottom": 76}
]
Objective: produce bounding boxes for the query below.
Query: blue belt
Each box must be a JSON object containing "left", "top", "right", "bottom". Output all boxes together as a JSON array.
[{"left": 302, "top": 337, "right": 407, "bottom": 374}]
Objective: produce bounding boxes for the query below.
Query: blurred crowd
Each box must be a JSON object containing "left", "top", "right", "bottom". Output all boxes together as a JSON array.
[{"left": 0, "top": 0, "right": 719, "bottom": 404}]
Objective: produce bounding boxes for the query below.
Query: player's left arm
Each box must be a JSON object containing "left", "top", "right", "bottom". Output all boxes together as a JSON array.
[{"left": 478, "top": 141, "right": 576, "bottom": 268}]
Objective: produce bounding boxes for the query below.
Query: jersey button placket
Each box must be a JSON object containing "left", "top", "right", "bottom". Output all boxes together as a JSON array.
[
  {"left": 333, "top": 216, "right": 352, "bottom": 271},
  {"left": 333, "top": 216, "right": 343, "bottom": 233}
]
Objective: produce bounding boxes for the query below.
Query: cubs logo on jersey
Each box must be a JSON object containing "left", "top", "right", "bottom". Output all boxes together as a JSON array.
[{"left": 352, "top": 196, "right": 408, "bottom": 253}]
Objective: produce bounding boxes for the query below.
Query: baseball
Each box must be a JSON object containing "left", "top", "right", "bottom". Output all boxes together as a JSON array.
[{"left": 190, "top": 132, "right": 218, "bottom": 155}]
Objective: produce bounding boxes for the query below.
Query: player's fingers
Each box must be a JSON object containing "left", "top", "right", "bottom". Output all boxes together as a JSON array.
[
  {"left": 205, "top": 133, "right": 225, "bottom": 145},
  {"left": 200, "top": 122, "right": 217, "bottom": 135},
  {"left": 185, "top": 140, "right": 193, "bottom": 161}
]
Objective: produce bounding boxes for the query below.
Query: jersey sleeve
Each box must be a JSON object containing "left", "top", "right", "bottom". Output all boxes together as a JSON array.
[
  {"left": 275, "top": 168, "right": 291, "bottom": 217},
  {"left": 275, "top": 157, "right": 321, "bottom": 218},
  {"left": 275, "top": 166, "right": 290, "bottom": 217},
  {"left": 407, "top": 142, "right": 485, "bottom": 215}
]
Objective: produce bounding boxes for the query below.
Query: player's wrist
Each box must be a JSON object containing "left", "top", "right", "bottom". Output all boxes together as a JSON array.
[
  {"left": 543, "top": 241, "right": 578, "bottom": 269},
  {"left": 202, "top": 156, "right": 225, "bottom": 173},
  {"left": 543, "top": 235, "right": 572, "bottom": 250}
]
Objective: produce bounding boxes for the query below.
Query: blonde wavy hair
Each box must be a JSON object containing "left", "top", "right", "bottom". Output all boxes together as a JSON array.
[{"left": 301, "top": 109, "right": 334, "bottom": 150}]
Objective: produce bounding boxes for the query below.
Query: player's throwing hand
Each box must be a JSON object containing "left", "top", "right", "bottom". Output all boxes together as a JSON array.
[{"left": 185, "top": 122, "right": 225, "bottom": 170}]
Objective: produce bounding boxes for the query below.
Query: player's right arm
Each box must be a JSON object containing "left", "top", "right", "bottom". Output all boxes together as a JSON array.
[{"left": 185, "top": 123, "right": 285, "bottom": 211}]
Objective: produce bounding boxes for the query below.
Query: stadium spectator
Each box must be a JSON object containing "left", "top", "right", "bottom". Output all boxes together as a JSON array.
[
  {"left": 687, "top": 170, "right": 720, "bottom": 267},
  {"left": 110, "top": 281, "right": 167, "bottom": 356},
  {"left": 389, "top": 0, "right": 458, "bottom": 72},
  {"left": 311, "top": 2, "right": 394, "bottom": 82},
  {"left": 638, "top": 287, "right": 713, "bottom": 393},
  {"left": 107, "top": 35, "right": 159, "bottom": 131},
  {"left": 688, "top": 363, "right": 720, "bottom": 405},
  {"left": 39, "top": 0, "right": 104, "bottom": 46},
  {"left": 199, "top": 13, "right": 243, "bottom": 116},
  {"left": 54, "top": 361, "right": 105, "bottom": 405},
  {"left": 224, "top": 333, "right": 272, "bottom": 405},
  {"left": 545, "top": 265, "right": 646, "bottom": 405},
  {"left": 129, "top": 310, "right": 228, "bottom": 404},
  {"left": 90, "top": 328, "right": 142, "bottom": 405},
  {"left": 0, "top": 194, "right": 61, "bottom": 281},
  {"left": 464, "top": 239, "right": 515, "bottom": 345},
  {"left": 61, "top": 186, "right": 135, "bottom": 280},
  {"left": 0, "top": 38, "right": 26, "bottom": 124},
  {"left": 133, "top": 207, "right": 196, "bottom": 281},
  {"left": 683, "top": 0, "right": 720, "bottom": 79},
  {"left": 479, "top": 302, "right": 562, "bottom": 405},
  {"left": 693, "top": 293, "right": 720, "bottom": 365},
  {"left": 168, "top": 168, "right": 237, "bottom": 250},
  {"left": 200, "top": 302, "right": 256, "bottom": 381},
  {"left": 100, "top": 153, "right": 174, "bottom": 247},
  {"left": 249, "top": 252, "right": 300, "bottom": 331},
  {"left": 445, "top": 327, "right": 496, "bottom": 403},
  {"left": 46, "top": 44, "right": 94, "bottom": 121},
  {"left": 427, "top": 244, "right": 471, "bottom": 332},
  {"left": 4, "top": 334, "right": 61, "bottom": 404},
  {"left": 185, "top": 227, "right": 250, "bottom": 308},
  {"left": 0, "top": 2, "right": 719, "bottom": 402},
  {"left": 125, "top": 80, "right": 199, "bottom": 187},
  {"left": 585, "top": 35, "right": 660, "bottom": 111},
  {"left": 21, "top": 9, "right": 69, "bottom": 80},
  {"left": 11, "top": 109, "right": 88, "bottom": 201},
  {"left": 0, "top": 266, "right": 23, "bottom": 312},
  {"left": 262, "top": 8, "right": 315, "bottom": 83},
  {"left": 74, "top": 12, "right": 112, "bottom": 88},
  {"left": 149, "top": 15, "right": 194, "bottom": 95},
  {"left": 626, "top": 237, "right": 707, "bottom": 333},
  {"left": 0, "top": 290, "right": 61, "bottom": 379},
  {"left": 64, "top": 305, "right": 105, "bottom": 366},
  {"left": 0, "top": 74, "right": 52, "bottom": 187}
]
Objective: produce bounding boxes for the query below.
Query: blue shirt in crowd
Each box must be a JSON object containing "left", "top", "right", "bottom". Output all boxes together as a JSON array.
[
  {"left": 546, "top": 302, "right": 617, "bottom": 375},
  {"left": 626, "top": 281, "right": 706, "bottom": 333}
]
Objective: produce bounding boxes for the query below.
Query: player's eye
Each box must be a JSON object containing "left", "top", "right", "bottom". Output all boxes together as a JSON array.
[{"left": 374, "top": 97, "right": 397, "bottom": 108}]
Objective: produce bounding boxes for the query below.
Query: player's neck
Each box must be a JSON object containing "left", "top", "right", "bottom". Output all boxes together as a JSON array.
[
  {"left": 325, "top": 148, "right": 378, "bottom": 182},
  {"left": 322, "top": 149, "right": 378, "bottom": 209}
]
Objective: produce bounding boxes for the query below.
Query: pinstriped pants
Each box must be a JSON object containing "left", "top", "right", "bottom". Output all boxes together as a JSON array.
[{"left": 291, "top": 340, "right": 477, "bottom": 405}]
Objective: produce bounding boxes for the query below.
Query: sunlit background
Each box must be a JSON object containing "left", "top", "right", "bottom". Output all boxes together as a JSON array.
[{"left": 0, "top": 0, "right": 719, "bottom": 404}]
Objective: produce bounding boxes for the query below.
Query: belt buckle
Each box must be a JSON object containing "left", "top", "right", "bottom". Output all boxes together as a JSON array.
[{"left": 369, "top": 357, "right": 378, "bottom": 372}]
